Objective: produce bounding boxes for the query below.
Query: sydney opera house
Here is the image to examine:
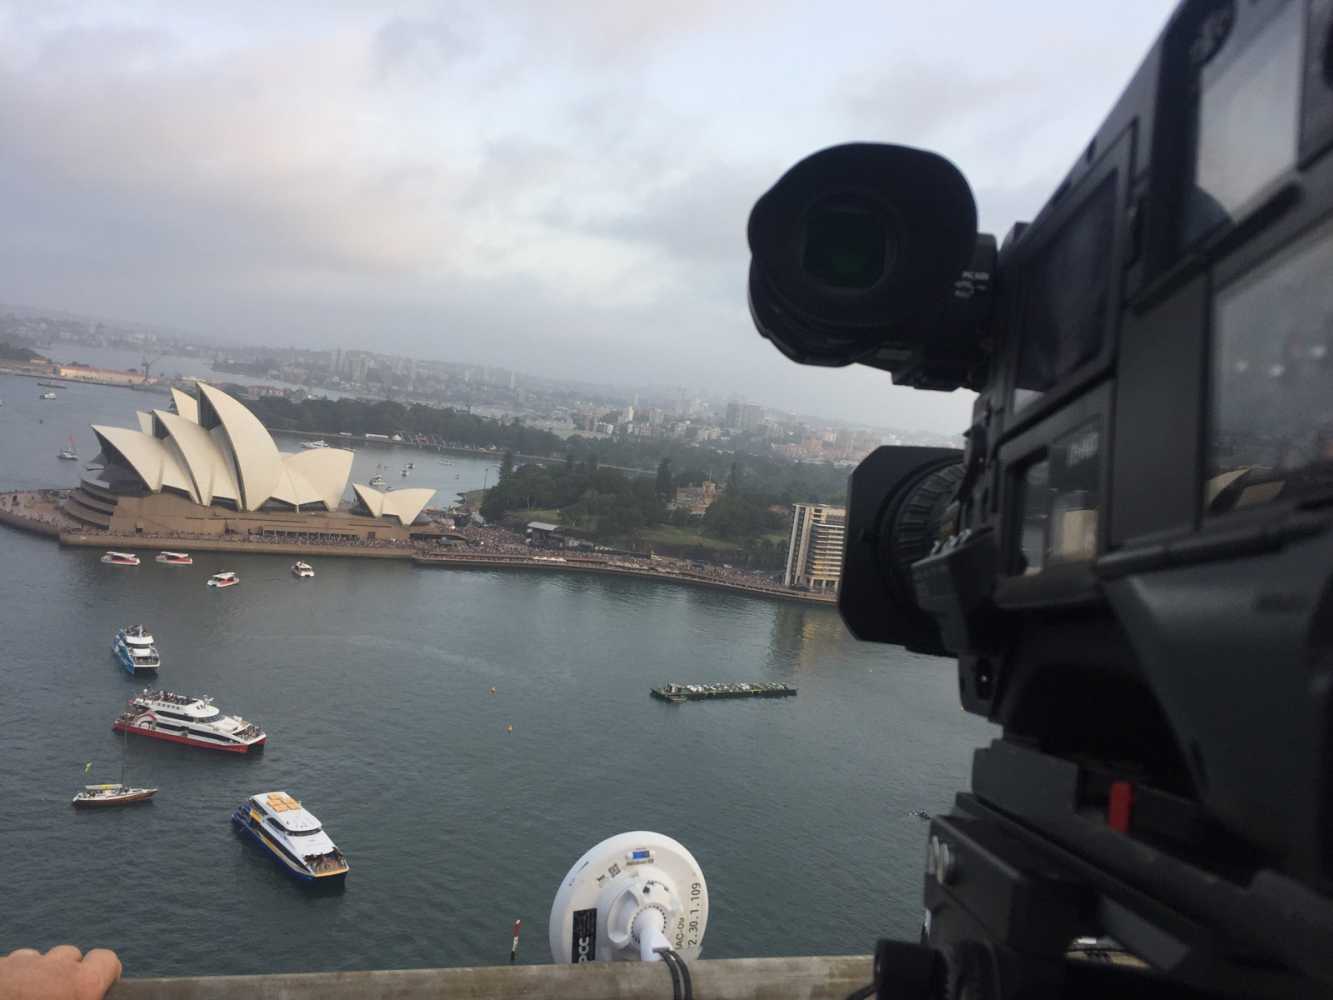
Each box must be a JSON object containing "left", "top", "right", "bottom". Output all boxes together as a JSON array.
[{"left": 63, "top": 383, "right": 438, "bottom": 543}]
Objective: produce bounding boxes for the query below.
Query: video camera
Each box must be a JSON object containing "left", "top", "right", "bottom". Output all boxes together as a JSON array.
[{"left": 747, "top": 1, "right": 1333, "bottom": 996}]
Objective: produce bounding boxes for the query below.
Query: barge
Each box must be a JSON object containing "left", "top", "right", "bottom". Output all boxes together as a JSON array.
[{"left": 651, "top": 682, "right": 797, "bottom": 703}]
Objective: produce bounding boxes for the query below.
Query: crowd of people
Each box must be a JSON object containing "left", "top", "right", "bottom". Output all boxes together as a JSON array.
[{"left": 424, "top": 523, "right": 828, "bottom": 601}]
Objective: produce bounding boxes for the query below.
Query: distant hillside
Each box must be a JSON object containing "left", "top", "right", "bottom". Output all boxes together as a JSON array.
[{"left": 0, "top": 339, "right": 48, "bottom": 364}]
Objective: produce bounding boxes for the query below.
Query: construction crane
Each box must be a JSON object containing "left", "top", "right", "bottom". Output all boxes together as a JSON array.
[{"left": 140, "top": 351, "right": 165, "bottom": 381}]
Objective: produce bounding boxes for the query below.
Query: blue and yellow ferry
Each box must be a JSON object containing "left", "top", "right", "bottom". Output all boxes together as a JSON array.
[{"left": 232, "top": 791, "right": 349, "bottom": 883}]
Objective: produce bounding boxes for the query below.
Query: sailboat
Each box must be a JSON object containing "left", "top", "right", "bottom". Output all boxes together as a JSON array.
[
  {"left": 58, "top": 434, "right": 78, "bottom": 461},
  {"left": 72, "top": 724, "right": 158, "bottom": 808}
]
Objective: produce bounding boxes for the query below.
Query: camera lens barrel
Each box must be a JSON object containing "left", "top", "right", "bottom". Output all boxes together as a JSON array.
[{"left": 840, "top": 447, "right": 964, "bottom": 654}]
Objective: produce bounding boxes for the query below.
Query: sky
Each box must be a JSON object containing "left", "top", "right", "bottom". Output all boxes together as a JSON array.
[{"left": 0, "top": 1, "right": 1174, "bottom": 434}]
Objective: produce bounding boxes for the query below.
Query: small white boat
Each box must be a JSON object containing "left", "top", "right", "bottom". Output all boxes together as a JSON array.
[
  {"left": 369, "top": 474, "right": 387, "bottom": 488},
  {"left": 101, "top": 551, "right": 140, "bottom": 566},
  {"left": 155, "top": 551, "right": 193, "bottom": 566},
  {"left": 292, "top": 561, "right": 315, "bottom": 579},
  {"left": 207, "top": 571, "right": 240, "bottom": 588},
  {"left": 58, "top": 435, "right": 79, "bottom": 460},
  {"left": 302, "top": 439, "right": 329, "bottom": 449},
  {"left": 73, "top": 783, "right": 158, "bottom": 808},
  {"left": 39, "top": 391, "right": 57, "bottom": 400}
]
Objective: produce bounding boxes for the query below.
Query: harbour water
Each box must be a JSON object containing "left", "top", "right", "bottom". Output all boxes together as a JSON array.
[{"left": 0, "top": 371, "right": 994, "bottom": 976}]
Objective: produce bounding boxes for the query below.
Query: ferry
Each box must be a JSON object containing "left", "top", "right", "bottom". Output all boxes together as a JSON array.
[
  {"left": 113, "top": 625, "right": 160, "bottom": 675},
  {"left": 207, "top": 571, "right": 239, "bottom": 588},
  {"left": 232, "top": 791, "right": 349, "bottom": 883},
  {"left": 72, "top": 783, "right": 158, "bottom": 808},
  {"left": 302, "top": 439, "right": 329, "bottom": 449},
  {"left": 39, "top": 391, "right": 57, "bottom": 400},
  {"left": 113, "top": 689, "right": 266, "bottom": 753},
  {"left": 369, "top": 474, "right": 387, "bottom": 488},
  {"left": 155, "top": 551, "right": 193, "bottom": 566},
  {"left": 291, "top": 560, "right": 315, "bottom": 578},
  {"left": 101, "top": 551, "right": 140, "bottom": 566}
]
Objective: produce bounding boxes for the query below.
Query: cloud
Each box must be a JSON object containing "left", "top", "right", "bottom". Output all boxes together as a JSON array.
[
  {"left": 372, "top": 15, "right": 474, "bottom": 81},
  {"left": 0, "top": 2, "right": 1175, "bottom": 434}
]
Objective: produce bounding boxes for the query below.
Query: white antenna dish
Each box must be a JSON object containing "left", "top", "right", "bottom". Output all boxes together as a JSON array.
[{"left": 549, "top": 831, "right": 708, "bottom": 964}]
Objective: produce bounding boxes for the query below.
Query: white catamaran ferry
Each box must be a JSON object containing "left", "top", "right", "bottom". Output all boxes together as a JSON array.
[
  {"left": 155, "top": 551, "right": 193, "bottom": 566},
  {"left": 232, "top": 791, "right": 349, "bottom": 883},
  {"left": 207, "top": 571, "right": 239, "bottom": 588},
  {"left": 113, "top": 625, "right": 160, "bottom": 675},
  {"left": 113, "top": 690, "right": 266, "bottom": 753},
  {"left": 291, "top": 561, "right": 315, "bottom": 578},
  {"left": 101, "top": 551, "right": 140, "bottom": 566}
]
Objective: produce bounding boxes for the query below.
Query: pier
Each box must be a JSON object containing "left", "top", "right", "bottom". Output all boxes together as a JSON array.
[{"left": 651, "top": 682, "right": 798, "bottom": 703}]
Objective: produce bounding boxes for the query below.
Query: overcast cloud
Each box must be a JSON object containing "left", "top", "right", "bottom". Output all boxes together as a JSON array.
[{"left": 0, "top": 1, "right": 1173, "bottom": 433}]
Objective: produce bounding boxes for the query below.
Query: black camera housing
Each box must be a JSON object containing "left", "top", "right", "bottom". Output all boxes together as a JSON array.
[{"left": 749, "top": 0, "right": 1333, "bottom": 993}]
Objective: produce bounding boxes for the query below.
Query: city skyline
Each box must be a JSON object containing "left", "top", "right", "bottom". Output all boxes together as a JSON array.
[{"left": 0, "top": 2, "right": 1174, "bottom": 434}]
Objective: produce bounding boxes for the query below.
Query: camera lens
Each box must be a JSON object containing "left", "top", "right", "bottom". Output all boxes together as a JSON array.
[{"left": 801, "top": 195, "right": 895, "bottom": 290}]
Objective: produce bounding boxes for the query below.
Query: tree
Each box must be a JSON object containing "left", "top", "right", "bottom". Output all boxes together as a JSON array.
[
  {"left": 499, "top": 449, "right": 515, "bottom": 482},
  {"left": 726, "top": 461, "right": 740, "bottom": 493},
  {"left": 655, "top": 458, "right": 673, "bottom": 498}
]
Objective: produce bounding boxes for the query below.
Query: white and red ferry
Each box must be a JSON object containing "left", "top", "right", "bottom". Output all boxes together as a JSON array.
[
  {"left": 207, "top": 571, "right": 239, "bottom": 588},
  {"left": 155, "top": 551, "right": 193, "bottom": 566},
  {"left": 101, "top": 551, "right": 140, "bottom": 566},
  {"left": 113, "top": 689, "right": 266, "bottom": 753}
]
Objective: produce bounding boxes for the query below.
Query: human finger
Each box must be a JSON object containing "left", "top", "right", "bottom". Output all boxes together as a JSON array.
[
  {"left": 45, "top": 944, "right": 83, "bottom": 962},
  {"left": 77, "top": 949, "right": 123, "bottom": 996},
  {"left": 3, "top": 948, "right": 41, "bottom": 960}
]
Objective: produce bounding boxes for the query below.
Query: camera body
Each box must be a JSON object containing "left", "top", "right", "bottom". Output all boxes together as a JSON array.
[{"left": 749, "top": 0, "right": 1333, "bottom": 992}]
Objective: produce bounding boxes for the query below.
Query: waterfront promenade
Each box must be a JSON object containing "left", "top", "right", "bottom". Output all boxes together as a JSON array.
[{"left": 0, "top": 490, "right": 835, "bottom": 605}]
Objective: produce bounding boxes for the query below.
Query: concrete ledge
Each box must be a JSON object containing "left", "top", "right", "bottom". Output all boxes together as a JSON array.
[{"left": 109, "top": 955, "right": 872, "bottom": 1000}]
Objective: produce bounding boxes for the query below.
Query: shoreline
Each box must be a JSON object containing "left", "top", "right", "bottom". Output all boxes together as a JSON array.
[{"left": 0, "top": 490, "right": 836, "bottom": 606}]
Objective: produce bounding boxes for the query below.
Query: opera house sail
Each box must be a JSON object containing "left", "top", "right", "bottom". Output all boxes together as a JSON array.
[{"left": 64, "top": 383, "right": 437, "bottom": 542}]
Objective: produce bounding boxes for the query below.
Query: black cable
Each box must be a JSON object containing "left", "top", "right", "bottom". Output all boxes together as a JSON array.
[
  {"left": 654, "top": 947, "right": 683, "bottom": 1000},
  {"left": 674, "top": 949, "right": 693, "bottom": 1000}
]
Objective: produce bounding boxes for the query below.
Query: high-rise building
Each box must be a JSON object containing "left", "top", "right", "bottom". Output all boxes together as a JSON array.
[{"left": 783, "top": 503, "right": 847, "bottom": 592}]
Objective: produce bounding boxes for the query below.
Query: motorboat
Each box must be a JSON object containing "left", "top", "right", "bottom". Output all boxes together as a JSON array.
[
  {"left": 232, "top": 791, "right": 348, "bottom": 882},
  {"left": 155, "top": 551, "right": 193, "bottom": 566},
  {"left": 113, "top": 625, "right": 160, "bottom": 675},
  {"left": 114, "top": 689, "right": 266, "bottom": 753},
  {"left": 39, "top": 391, "right": 57, "bottom": 400},
  {"left": 101, "top": 551, "right": 140, "bottom": 566},
  {"left": 58, "top": 436, "right": 79, "bottom": 460},
  {"left": 72, "top": 783, "right": 157, "bottom": 808},
  {"left": 207, "top": 571, "right": 239, "bottom": 588},
  {"left": 302, "top": 439, "right": 329, "bottom": 449},
  {"left": 369, "top": 474, "right": 387, "bottom": 488},
  {"left": 291, "top": 561, "right": 315, "bottom": 579}
]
